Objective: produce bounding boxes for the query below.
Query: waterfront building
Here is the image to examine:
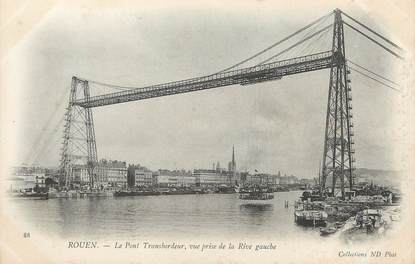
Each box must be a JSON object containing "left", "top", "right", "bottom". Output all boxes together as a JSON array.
[
  {"left": 136, "top": 169, "right": 154, "bottom": 186},
  {"left": 177, "top": 174, "right": 196, "bottom": 186},
  {"left": 156, "top": 170, "right": 177, "bottom": 187},
  {"left": 193, "top": 169, "right": 232, "bottom": 187},
  {"left": 127, "top": 164, "right": 153, "bottom": 187},
  {"left": 245, "top": 173, "right": 273, "bottom": 185},
  {"left": 194, "top": 169, "right": 218, "bottom": 186},
  {"left": 35, "top": 176, "right": 46, "bottom": 187},
  {"left": 71, "top": 160, "right": 127, "bottom": 188},
  {"left": 155, "top": 171, "right": 171, "bottom": 187},
  {"left": 155, "top": 170, "right": 195, "bottom": 187},
  {"left": 107, "top": 168, "right": 127, "bottom": 188},
  {"left": 191, "top": 145, "right": 239, "bottom": 187}
]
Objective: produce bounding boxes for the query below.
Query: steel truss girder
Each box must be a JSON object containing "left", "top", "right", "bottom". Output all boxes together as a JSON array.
[{"left": 74, "top": 51, "right": 336, "bottom": 108}]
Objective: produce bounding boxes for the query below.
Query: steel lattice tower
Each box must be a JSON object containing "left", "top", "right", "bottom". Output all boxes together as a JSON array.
[
  {"left": 320, "top": 9, "right": 356, "bottom": 198},
  {"left": 60, "top": 77, "right": 98, "bottom": 188}
]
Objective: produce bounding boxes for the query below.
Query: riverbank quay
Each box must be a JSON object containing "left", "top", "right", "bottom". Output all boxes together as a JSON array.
[
  {"left": 7, "top": 182, "right": 308, "bottom": 199},
  {"left": 8, "top": 185, "right": 286, "bottom": 199},
  {"left": 294, "top": 187, "right": 401, "bottom": 237}
]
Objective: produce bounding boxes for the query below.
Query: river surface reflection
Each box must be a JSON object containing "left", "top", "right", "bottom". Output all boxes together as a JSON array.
[{"left": 10, "top": 191, "right": 324, "bottom": 240}]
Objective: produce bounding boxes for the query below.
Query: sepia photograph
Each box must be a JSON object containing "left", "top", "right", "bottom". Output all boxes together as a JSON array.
[{"left": 1, "top": 0, "right": 414, "bottom": 263}]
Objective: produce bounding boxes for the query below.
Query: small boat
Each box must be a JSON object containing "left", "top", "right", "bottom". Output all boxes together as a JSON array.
[
  {"left": 320, "top": 221, "right": 344, "bottom": 236},
  {"left": 320, "top": 226, "right": 337, "bottom": 236},
  {"left": 165, "top": 189, "right": 197, "bottom": 195},
  {"left": 216, "top": 185, "right": 236, "bottom": 194},
  {"left": 9, "top": 191, "right": 48, "bottom": 200},
  {"left": 274, "top": 186, "right": 289, "bottom": 192},
  {"left": 114, "top": 190, "right": 159, "bottom": 197},
  {"left": 334, "top": 221, "right": 345, "bottom": 228}
]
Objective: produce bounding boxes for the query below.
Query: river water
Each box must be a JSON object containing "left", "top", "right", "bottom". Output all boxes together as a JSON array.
[{"left": 9, "top": 191, "right": 328, "bottom": 241}]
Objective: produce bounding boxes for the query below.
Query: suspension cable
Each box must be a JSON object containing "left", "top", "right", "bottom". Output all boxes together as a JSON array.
[
  {"left": 288, "top": 15, "right": 331, "bottom": 59},
  {"left": 303, "top": 23, "right": 331, "bottom": 56},
  {"left": 79, "top": 22, "right": 334, "bottom": 92},
  {"left": 31, "top": 115, "right": 65, "bottom": 165},
  {"left": 256, "top": 23, "right": 333, "bottom": 65},
  {"left": 79, "top": 78, "right": 144, "bottom": 91},
  {"left": 216, "top": 11, "right": 334, "bottom": 73},
  {"left": 25, "top": 88, "right": 69, "bottom": 162},
  {"left": 81, "top": 24, "right": 333, "bottom": 93},
  {"left": 80, "top": 13, "right": 335, "bottom": 89}
]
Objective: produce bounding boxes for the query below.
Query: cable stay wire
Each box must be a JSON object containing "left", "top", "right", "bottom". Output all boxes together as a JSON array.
[
  {"left": 256, "top": 23, "right": 333, "bottom": 66},
  {"left": 347, "top": 59, "right": 399, "bottom": 86},
  {"left": 82, "top": 25, "right": 334, "bottom": 96},
  {"left": 293, "top": 24, "right": 331, "bottom": 59},
  {"left": 341, "top": 11, "right": 403, "bottom": 51},
  {"left": 77, "top": 17, "right": 334, "bottom": 94},
  {"left": 77, "top": 12, "right": 335, "bottom": 92},
  {"left": 25, "top": 87, "right": 70, "bottom": 163},
  {"left": 216, "top": 11, "right": 334, "bottom": 73},
  {"left": 85, "top": 79, "right": 144, "bottom": 91},
  {"left": 277, "top": 16, "right": 331, "bottom": 60},
  {"left": 258, "top": 19, "right": 322, "bottom": 63},
  {"left": 349, "top": 66, "right": 401, "bottom": 93},
  {"left": 272, "top": 13, "right": 333, "bottom": 61},
  {"left": 256, "top": 24, "right": 333, "bottom": 65},
  {"left": 299, "top": 23, "right": 331, "bottom": 57},
  {"left": 343, "top": 21, "right": 404, "bottom": 60},
  {"left": 255, "top": 11, "right": 330, "bottom": 64},
  {"left": 30, "top": 114, "right": 65, "bottom": 165}
]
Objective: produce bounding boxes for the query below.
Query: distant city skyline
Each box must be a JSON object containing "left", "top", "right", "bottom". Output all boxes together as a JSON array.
[{"left": 17, "top": 144, "right": 302, "bottom": 178}]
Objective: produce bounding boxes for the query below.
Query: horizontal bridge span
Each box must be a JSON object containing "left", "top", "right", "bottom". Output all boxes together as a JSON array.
[{"left": 74, "top": 51, "right": 334, "bottom": 108}]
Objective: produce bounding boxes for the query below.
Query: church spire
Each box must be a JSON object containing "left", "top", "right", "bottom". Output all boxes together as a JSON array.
[{"left": 232, "top": 145, "right": 236, "bottom": 172}]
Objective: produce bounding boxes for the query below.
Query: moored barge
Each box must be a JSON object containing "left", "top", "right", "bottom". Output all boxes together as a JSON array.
[{"left": 294, "top": 201, "right": 328, "bottom": 227}]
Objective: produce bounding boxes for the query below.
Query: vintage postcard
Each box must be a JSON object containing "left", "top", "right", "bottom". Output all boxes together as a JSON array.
[{"left": 1, "top": 0, "right": 414, "bottom": 263}]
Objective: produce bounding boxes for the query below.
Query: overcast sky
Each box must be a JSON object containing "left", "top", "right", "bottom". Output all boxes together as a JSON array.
[{"left": 3, "top": 2, "right": 405, "bottom": 178}]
